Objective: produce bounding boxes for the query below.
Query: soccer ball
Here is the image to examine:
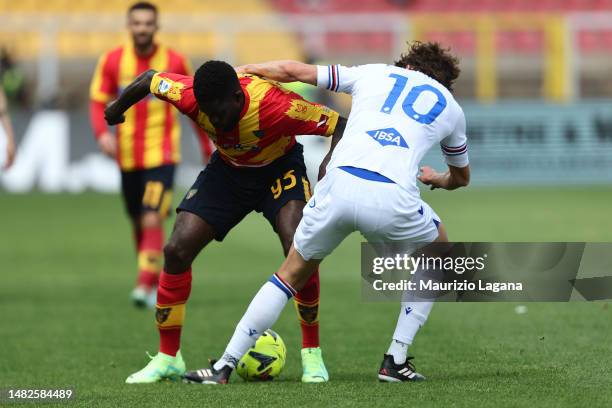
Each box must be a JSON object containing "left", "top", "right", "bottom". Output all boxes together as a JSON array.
[{"left": 236, "top": 329, "right": 286, "bottom": 381}]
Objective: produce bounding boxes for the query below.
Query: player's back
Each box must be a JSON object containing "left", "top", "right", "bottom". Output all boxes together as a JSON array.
[{"left": 326, "top": 64, "right": 465, "bottom": 198}]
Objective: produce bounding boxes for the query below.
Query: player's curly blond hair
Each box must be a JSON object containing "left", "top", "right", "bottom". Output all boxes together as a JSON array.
[{"left": 394, "top": 41, "right": 460, "bottom": 92}]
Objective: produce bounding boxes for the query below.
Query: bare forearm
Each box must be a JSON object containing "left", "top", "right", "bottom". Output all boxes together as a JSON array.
[
  {"left": 318, "top": 116, "right": 347, "bottom": 180},
  {"left": 240, "top": 61, "right": 317, "bottom": 85},
  {"left": 432, "top": 170, "right": 469, "bottom": 190},
  {"left": 105, "top": 69, "right": 156, "bottom": 123}
]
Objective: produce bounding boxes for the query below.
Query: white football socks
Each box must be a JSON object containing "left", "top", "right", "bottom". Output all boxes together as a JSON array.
[
  {"left": 214, "top": 276, "right": 295, "bottom": 371},
  {"left": 387, "top": 339, "right": 409, "bottom": 364},
  {"left": 388, "top": 297, "right": 434, "bottom": 365}
]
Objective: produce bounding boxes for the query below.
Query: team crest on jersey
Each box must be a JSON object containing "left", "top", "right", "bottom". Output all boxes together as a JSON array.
[
  {"left": 186, "top": 189, "right": 198, "bottom": 200},
  {"left": 366, "top": 128, "right": 409, "bottom": 148}
]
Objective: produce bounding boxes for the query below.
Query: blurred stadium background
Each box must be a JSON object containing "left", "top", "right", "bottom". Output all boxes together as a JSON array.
[
  {"left": 2, "top": 1, "right": 612, "bottom": 406},
  {"left": 2, "top": 0, "right": 612, "bottom": 190}
]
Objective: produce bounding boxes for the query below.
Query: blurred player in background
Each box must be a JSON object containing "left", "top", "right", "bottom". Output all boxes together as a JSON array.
[
  {"left": 89, "top": 2, "right": 213, "bottom": 308},
  {"left": 187, "top": 42, "right": 470, "bottom": 384},
  {"left": 104, "top": 60, "right": 347, "bottom": 383},
  {"left": 0, "top": 87, "right": 16, "bottom": 170}
]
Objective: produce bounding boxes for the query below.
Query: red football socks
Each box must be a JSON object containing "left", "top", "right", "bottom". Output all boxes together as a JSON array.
[
  {"left": 136, "top": 226, "right": 163, "bottom": 288},
  {"left": 294, "top": 268, "right": 321, "bottom": 349},
  {"left": 156, "top": 269, "right": 192, "bottom": 356}
]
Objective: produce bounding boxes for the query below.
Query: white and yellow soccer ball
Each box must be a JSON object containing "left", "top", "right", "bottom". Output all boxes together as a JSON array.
[{"left": 236, "top": 329, "right": 286, "bottom": 381}]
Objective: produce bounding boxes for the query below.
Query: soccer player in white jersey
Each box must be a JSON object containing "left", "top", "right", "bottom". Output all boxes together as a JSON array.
[{"left": 184, "top": 42, "right": 470, "bottom": 384}]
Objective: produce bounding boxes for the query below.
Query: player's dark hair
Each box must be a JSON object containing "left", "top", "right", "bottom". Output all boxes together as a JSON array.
[
  {"left": 193, "top": 60, "right": 241, "bottom": 108},
  {"left": 128, "top": 1, "right": 158, "bottom": 16},
  {"left": 394, "top": 41, "right": 460, "bottom": 92}
]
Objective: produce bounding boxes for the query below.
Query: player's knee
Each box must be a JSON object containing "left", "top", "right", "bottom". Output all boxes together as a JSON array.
[{"left": 163, "top": 240, "right": 192, "bottom": 273}]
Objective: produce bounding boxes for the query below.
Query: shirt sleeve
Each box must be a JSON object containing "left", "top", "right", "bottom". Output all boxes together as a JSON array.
[
  {"left": 89, "top": 53, "right": 117, "bottom": 104},
  {"left": 279, "top": 91, "right": 340, "bottom": 137},
  {"left": 89, "top": 100, "right": 109, "bottom": 139},
  {"left": 316, "top": 64, "right": 366, "bottom": 94},
  {"left": 440, "top": 111, "right": 469, "bottom": 168},
  {"left": 149, "top": 72, "right": 199, "bottom": 117}
]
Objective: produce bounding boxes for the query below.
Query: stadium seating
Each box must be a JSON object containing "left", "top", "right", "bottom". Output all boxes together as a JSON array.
[
  {"left": 0, "top": 0, "right": 302, "bottom": 62},
  {"left": 271, "top": 0, "right": 612, "bottom": 12},
  {"left": 268, "top": 0, "right": 612, "bottom": 55},
  {"left": 0, "top": 0, "right": 267, "bottom": 13}
]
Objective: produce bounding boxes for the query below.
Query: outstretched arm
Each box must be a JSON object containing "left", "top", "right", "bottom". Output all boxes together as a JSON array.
[
  {"left": 318, "top": 116, "right": 347, "bottom": 180},
  {"left": 104, "top": 69, "right": 157, "bottom": 125},
  {"left": 237, "top": 61, "right": 317, "bottom": 85}
]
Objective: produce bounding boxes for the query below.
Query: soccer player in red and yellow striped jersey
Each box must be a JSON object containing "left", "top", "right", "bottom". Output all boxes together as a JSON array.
[
  {"left": 105, "top": 60, "right": 348, "bottom": 383},
  {"left": 148, "top": 70, "right": 338, "bottom": 167},
  {"left": 89, "top": 2, "right": 213, "bottom": 308}
]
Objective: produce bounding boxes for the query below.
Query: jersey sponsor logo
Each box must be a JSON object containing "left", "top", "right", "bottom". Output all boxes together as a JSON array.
[
  {"left": 366, "top": 128, "right": 409, "bottom": 148},
  {"left": 225, "top": 143, "right": 261, "bottom": 152},
  {"left": 158, "top": 79, "right": 171, "bottom": 94}
]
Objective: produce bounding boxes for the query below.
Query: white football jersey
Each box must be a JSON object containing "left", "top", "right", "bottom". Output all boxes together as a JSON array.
[{"left": 316, "top": 64, "right": 468, "bottom": 197}]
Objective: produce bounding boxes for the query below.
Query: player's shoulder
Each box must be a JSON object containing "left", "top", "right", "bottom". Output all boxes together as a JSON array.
[
  {"left": 98, "top": 45, "right": 125, "bottom": 67},
  {"left": 164, "top": 45, "right": 188, "bottom": 62},
  {"left": 360, "top": 63, "right": 390, "bottom": 71},
  {"left": 406, "top": 69, "right": 452, "bottom": 92},
  {"left": 338, "top": 63, "right": 388, "bottom": 76},
  {"left": 410, "top": 69, "right": 459, "bottom": 101},
  {"left": 152, "top": 72, "right": 194, "bottom": 103},
  {"left": 156, "top": 71, "right": 193, "bottom": 85},
  {"left": 101, "top": 45, "right": 126, "bottom": 59},
  {"left": 238, "top": 73, "right": 280, "bottom": 98},
  {"left": 237, "top": 72, "right": 259, "bottom": 83}
]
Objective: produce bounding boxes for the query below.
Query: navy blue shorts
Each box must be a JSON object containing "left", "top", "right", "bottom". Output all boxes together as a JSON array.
[
  {"left": 121, "top": 164, "right": 175, "bottom": 219},
  {"left": 177, "top": 143, "right": 312, "bottom": 241}
]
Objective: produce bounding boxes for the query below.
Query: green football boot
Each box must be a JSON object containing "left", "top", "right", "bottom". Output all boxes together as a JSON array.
[
  {"left": 125, "top": 351, "right": 186, "bottom": 384},
  {"left": 301, "top": 347, "right": 329, "bottom": 383}
]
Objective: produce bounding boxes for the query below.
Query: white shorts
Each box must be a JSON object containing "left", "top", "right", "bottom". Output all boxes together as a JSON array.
[{"left": 294, "top": 167, "right": 441, "bottom": 261}]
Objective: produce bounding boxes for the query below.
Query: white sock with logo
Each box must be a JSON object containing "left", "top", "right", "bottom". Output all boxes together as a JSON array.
[
  {"left": 213, "top": 276, "right": 294, "bottom": 371},
  {"left": 388, "top": 298, "right": 434, "bottom": 365}
]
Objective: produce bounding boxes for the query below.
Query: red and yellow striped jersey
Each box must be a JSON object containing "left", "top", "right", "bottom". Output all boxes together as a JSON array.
[
  {"left": 90, "top": 43, "right": 192, "bottom": 171},
  {"left": 149, "top": 72, "right": 339, "bottom": 167}
]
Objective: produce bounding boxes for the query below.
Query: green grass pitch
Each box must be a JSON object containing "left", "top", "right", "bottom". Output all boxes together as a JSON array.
[{"left": 1, "top": 187, "right": 612, "bottom": 407}]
